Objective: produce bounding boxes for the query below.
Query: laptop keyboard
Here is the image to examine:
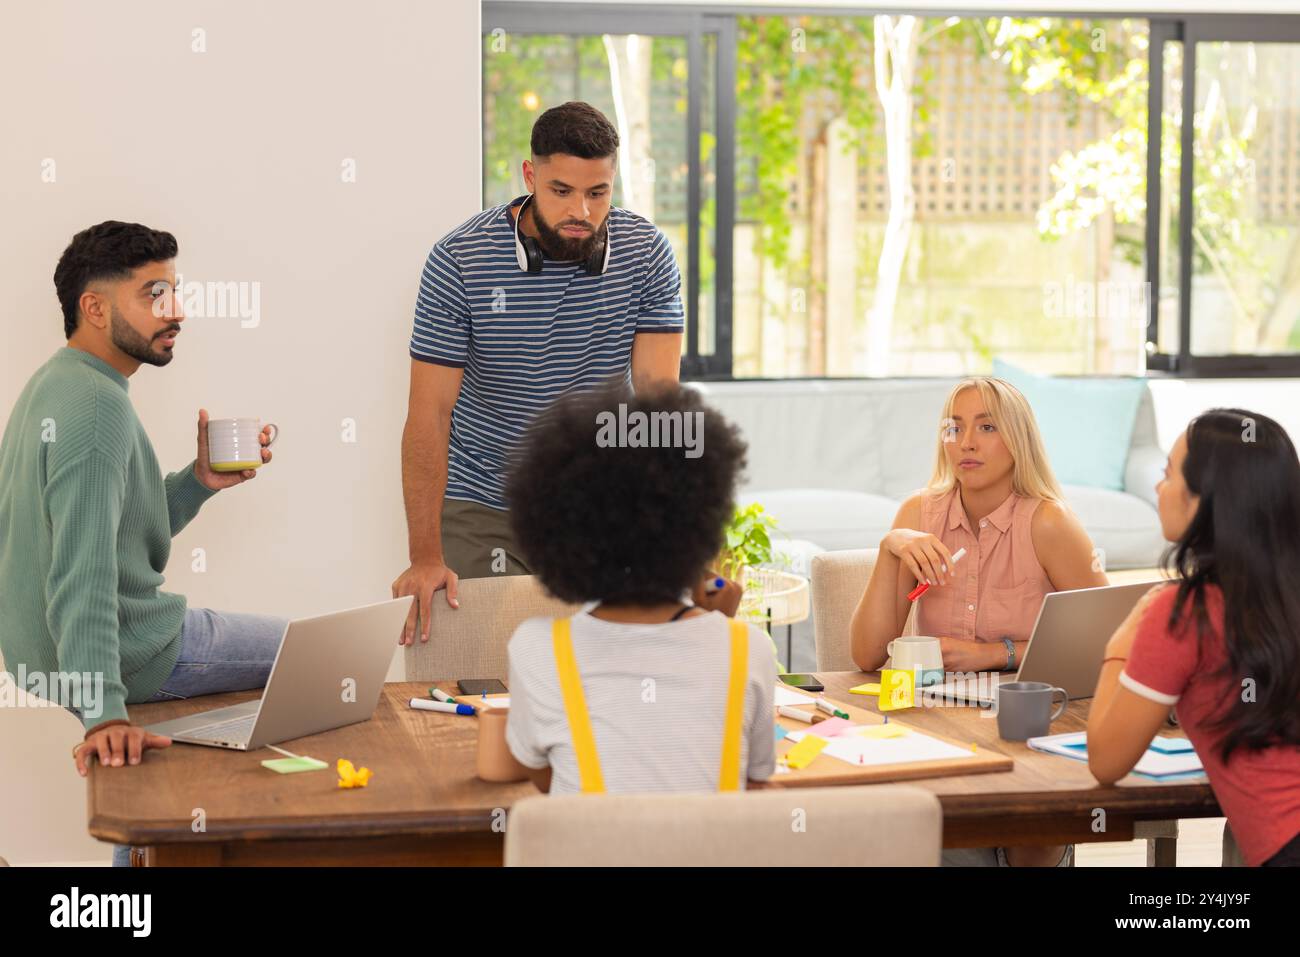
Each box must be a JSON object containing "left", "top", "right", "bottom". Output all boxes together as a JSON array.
[{"left": 188, "top": 714, "right": 256, "bottom": 742}]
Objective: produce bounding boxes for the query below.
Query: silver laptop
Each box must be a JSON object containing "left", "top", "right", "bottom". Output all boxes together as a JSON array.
[
  {"left": 921, "top": 580, "right": 1161, "bottom": 706},
  {"left": 144, "top": 596, "right": 414, "bottom": 750}
]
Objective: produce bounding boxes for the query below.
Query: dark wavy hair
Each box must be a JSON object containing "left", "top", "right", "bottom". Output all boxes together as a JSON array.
[
  {"left": 506, "top": 382, "right": 747, "bottom": 606},
  {"left": 530, "top": 101, "right": 618, "bottom": 161},
  {"left": 1163, "top": 408, "right": 1300, "bottom": 761},
  {"left": 54, "top": 221, "right": 178, "bottom": 338}
]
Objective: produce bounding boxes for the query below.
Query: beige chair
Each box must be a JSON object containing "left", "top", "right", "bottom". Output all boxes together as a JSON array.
[
  {"left": 403, "top": 575, "right": 581, "bottom": 682},
  {"left": 809, "top": 547, "right": 1179, "bottom": 863},
  {"left": 810, "top": 548, "right": 918, "bottom": 670},
  {"left": 505, "top": 785, "right": 942, "bottom": 866},
  {"left": 0, "top": 668, "right": 114, "bottom": 865}
]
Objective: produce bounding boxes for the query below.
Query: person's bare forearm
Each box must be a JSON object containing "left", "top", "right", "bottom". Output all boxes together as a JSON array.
[
  {"left": 850, "top": 544, "right": 908, "bottom": 671},
  {"left": 1089, "top": 660, "right": 1124, "bottom": 727},
  {"left": 401, "top": 411, "right": 451, "bottom": 563}
]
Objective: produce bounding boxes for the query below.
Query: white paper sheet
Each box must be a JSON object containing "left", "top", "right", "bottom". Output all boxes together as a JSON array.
[
  {"left": 785, "top": 727, "right": 977, "bottom": 766},
  {"left": 773, "top": 685, "right": 819, "bottom": 708}
]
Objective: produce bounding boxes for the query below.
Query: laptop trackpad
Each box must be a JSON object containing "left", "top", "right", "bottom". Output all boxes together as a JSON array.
[{"left": 145, "top": 700, "right": 259, "bottom": 736}]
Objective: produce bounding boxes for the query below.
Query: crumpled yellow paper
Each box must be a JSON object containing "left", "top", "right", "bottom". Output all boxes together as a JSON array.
[{"left": 337, "top": 758, "right": 373, "bottom": 789}]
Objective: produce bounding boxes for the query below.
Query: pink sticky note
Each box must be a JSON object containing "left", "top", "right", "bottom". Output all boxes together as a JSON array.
[{"left": 807, "top": 717, "right": 853, "bottom": 738}]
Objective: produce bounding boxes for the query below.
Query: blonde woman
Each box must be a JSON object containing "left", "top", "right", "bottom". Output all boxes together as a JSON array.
[
  {"left": 850, "top": 377, "right": 1106, "bottom": 867},
  {"left": 852, "top": 376, "right": 1106, "bottom": 674}
]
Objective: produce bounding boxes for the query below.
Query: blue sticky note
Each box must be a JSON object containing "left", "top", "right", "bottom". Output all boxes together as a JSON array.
[
  {"left": 775, "top": 724, "right": 789, "bottom": 743},
  {"left": 1148, "top": 737, "right": 1195, "bottom": 754}
]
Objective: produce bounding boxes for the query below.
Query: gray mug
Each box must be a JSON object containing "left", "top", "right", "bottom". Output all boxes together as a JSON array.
[{"left": 995, "top": 681, "right": 1068, "bottom": 741}]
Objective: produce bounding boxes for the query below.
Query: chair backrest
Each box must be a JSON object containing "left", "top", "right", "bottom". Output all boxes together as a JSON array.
[
  {"left": 505, "top": 785, "right": 942, "bottom": 866},
  {"left": 0, "top": 672, "right": 114, "bottom": 865},
  {"left": 403, "top": 575, "right": 581, "bottom": 681},
  {"left": 810, "top": 548, "right": 917, "bottom": 671},
  {"left": 810, "top": 548, "right": 875, "bottom": 671}
]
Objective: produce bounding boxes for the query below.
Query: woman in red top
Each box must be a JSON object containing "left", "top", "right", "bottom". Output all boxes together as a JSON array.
[{"left": 1088, "top": 409, "right": 1300, "bottom": 866}]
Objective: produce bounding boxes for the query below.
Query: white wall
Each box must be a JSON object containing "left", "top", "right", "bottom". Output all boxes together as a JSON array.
[
  {"left": 0, "top": 0, "right": 481, "bottom": 682},
  {"left": 1149, "top": 380, "right": 1300, "bottom": 452}
]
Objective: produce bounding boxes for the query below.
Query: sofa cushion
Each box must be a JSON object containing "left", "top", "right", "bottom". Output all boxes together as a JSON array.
[
  {"left": 994, "top": 359, "right": 1146, "bottom": 492},
  {"left": 691, "top": 381, "right": 883, "bottom": 491},
  {"left": 872, "top": 381, "right": 962, "bottom": 501},
  {"left": 744, "top": 488, "right": 899, "bottom": 552},
  {"left": 1060, "top": 484, "right": 1167, "bottom": 571}
]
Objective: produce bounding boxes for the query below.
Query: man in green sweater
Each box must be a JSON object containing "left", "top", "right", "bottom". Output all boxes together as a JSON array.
[{"left": 0, "top": 222, "right": 284, "bottom": 799}]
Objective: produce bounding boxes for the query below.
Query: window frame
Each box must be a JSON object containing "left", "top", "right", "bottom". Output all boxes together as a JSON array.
[
  {"left": 482, "top": 2, "right": 736, "bottom": 378},
  {"left": 484, "top": 4, "right": 1300, "bottom": 380},
  {"left": 1146, "top": 14, "right": 1300, "bottom": 377}
]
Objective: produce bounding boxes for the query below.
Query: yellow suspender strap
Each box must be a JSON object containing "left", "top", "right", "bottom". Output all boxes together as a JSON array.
[
  {"left": 553, "top": 616, "right": 748, "bottom": 794},
  {"left": 718, "top": 620, "right": 749, "bottom": 791},
  {"left": 552, "top": 617, "right": 605, "bottom": 794}
]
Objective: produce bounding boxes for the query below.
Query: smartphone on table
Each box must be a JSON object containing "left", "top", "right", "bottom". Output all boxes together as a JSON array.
[{"left": 779, "top": 673, "right": 824, "bottom": 693}]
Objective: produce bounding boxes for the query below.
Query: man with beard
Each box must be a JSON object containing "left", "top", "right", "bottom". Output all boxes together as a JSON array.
[
  {"left": 393, "top": 101, "right": 684, "bottom": 645},
  {"left": 0, "top": 222, "right": 283, "bottom": 816}
]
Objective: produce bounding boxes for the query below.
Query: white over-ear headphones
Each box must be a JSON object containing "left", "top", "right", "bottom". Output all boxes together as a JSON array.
[{"left": 513, "top": 193, "right": 611, "bottom": 276}]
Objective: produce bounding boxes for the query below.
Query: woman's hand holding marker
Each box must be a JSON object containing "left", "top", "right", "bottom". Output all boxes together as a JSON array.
[
  {"left": 692, "top": 572, "right": 743, "bottom": 617},
  {"left": 907, "top": 547, "right": 968, "bottom": 601},
  {"left": 883, "top": 528, "right": 957, "bottom": 590}
]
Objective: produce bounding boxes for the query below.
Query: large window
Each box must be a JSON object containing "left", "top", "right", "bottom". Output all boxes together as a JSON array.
[
  {"left": 1148, "top": 18, "right": 1300, "bottom": 374},
  {"left": 483, "top": 6, "right": 1300, "bottom": 379},
  {"left": 482, "top": 9, "right": 732, "bottom": 377}
]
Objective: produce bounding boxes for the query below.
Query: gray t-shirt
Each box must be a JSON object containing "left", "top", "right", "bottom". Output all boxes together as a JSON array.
[{"left": 506, "top": 610, "right": 777, "bottom": 794}]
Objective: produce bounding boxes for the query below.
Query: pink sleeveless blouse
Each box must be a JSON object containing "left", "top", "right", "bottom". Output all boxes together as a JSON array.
[{"left": 914, "top": 487, "right": 1052, "bottom": 644}]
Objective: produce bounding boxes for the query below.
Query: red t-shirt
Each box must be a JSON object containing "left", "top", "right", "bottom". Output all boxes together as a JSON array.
[{"left": 1122, "top": 583, "right": 1300, "bottom": 866}]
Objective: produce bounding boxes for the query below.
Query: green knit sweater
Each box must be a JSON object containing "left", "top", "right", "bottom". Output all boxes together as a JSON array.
[{"left": 0, "top": 347, "right": 216, "bottom": 730}]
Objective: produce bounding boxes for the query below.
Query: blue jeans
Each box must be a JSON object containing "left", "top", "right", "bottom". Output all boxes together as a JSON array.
[{"left": 112, "top": 606, "right": 286, "bottom": 867}]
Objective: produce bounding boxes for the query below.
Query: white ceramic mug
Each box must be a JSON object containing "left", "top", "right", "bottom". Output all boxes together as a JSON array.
[
  {"left": 886, "top": 635, "right": 944, "bottom": 685},
  {"left": 207, "top": 417, "right": 278, "bottom": 472}
]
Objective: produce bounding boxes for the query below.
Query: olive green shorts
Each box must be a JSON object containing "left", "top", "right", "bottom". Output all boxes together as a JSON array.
[{"left": 440, "top": 498, "right": 531, "bottom": 580}]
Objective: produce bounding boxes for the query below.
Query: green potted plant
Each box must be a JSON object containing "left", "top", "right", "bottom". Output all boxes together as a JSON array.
[{"left": 718, "top": 502, "right": 777, "bottom": 583}]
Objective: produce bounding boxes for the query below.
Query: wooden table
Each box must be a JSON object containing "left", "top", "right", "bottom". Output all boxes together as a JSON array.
[{"left": 87, "top": 675, "right": 1219, "bottom": 866}]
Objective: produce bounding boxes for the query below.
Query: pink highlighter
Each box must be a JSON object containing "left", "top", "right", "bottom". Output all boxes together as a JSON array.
[{"left": 906, "top": 547, "right": 967, "bottom": 602}]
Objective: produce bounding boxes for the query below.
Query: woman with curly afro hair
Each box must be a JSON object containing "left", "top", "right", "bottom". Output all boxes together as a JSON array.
[{"left": 501, "top": 382, "right": 778, "bottom": 795}]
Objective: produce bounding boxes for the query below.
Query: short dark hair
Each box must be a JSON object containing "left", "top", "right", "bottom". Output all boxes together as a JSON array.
[
  {"left": 507, "top": 382, "right": 747, "bottom": 606},
  {"left": 530, "top": 101, "right": 619, "bottom": 161},
  {"left": 54, "top": 221, "right": 178, "bottom": 338}
]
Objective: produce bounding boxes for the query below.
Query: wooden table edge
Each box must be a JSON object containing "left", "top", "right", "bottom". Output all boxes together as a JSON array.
[{"left": 87, "top": 808, "right": 505, "bottom": 846}]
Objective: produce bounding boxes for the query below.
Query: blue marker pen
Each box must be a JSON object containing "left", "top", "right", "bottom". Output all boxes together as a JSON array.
[
  {"left": 704, "top": 576, "right": 726, "bottom": 594},
  {"left": 409, "top": 699, "right": 475, "bottom": 715}
]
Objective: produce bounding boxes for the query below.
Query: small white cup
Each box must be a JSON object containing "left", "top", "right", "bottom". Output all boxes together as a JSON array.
[
  {"left": 207, "top": 417, "right": 277, "bottom": 472},
  {"left": 886, "top": 635, "right": 945, "bottom": 685}
]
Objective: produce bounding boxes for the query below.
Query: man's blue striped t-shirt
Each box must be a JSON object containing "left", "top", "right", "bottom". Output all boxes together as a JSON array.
[{"left": 409, "top": 197, "right": 685, "bottom": 511}]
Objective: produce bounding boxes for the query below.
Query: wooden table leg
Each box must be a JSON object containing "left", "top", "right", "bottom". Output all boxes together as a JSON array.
[{"left": 1147, "top": 835, "right": 1178, "bottom": 867}]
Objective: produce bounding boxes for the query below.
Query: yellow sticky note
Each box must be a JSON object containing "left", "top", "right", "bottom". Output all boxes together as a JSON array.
[
  {"left": 783, "top": 735, "right": 828, "bottom": 770},
  {"left": 850, "top": 682, "right": 882, "bottom": 695},
  {"left": 858, "top": 723, "right": 908, "bottom": 740},
  {"left": 878, "top": 669, "right": 915, "bottom": 711},
  {"left": 337, "top": 758, "right": 374, "bottom": 789}
]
